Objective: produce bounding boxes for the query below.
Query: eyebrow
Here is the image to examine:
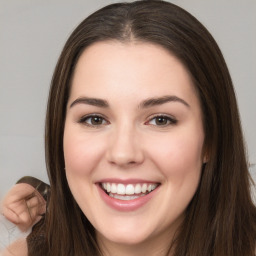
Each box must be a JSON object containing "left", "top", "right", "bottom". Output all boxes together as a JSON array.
[
  {"left": 139, "top": 95, "right": 190, "bottom": 108},
  {"left": 70, "top": 97, "right": 109, "bottom": 108},
  {"left": 69, "top": 95, "right": 190, "bottom": 109}
]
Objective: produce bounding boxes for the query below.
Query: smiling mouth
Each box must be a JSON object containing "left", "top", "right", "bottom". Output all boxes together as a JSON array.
[{"left": 101, "top": 182, "right": 160, "bottom": 201}]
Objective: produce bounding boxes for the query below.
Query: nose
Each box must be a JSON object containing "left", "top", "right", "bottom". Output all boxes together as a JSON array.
[{"left": 106, "top": 124, "right": 144, "bottom": 167}]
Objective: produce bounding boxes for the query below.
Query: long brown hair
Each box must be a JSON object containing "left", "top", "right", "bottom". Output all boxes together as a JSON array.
[{"left": 28, "top": 1, "right": 256, "bottom": 255}]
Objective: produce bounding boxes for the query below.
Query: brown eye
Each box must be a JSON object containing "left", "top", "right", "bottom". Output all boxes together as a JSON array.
[
  {"left": 90, "top": 116, "right": 104, "bottom": 125},
  {"left": 155, "top": 116, "right": 168, "bottom": 125},
  {"left": 147, "top": 115, "right": 177, "bottom": 126},
  {"left": 79, "top": 115, "right": 108, "bottom": 127}
]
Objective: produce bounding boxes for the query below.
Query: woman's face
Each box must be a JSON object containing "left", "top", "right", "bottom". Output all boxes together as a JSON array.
[{"left": 64, "top": 41, "right": 205, "bottom": 250}]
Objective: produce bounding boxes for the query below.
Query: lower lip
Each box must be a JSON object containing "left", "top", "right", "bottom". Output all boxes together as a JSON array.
[{"left": 97, "top": 184, "right": 160, "bottom": 212}]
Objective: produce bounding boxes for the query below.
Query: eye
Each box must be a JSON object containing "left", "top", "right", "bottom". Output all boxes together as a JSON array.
[
  {"left": 146, "top": 115, "right": 177, "bottom": 126},
  {"left": 79, "top": 115, "right": 108, "bottom": 127}
]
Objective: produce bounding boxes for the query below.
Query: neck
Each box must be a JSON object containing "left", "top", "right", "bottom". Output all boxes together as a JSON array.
[{"left": 101, "top": 243, "right": 174, "bottom": 256}]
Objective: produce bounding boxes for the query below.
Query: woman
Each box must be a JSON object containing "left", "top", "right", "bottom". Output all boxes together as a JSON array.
[{"left": 1, "top": 0, "right": 256, "bottom": 255}]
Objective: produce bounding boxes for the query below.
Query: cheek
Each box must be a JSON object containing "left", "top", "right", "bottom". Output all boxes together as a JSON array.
[
  {"left": 63, "top": 128, "right": 105, "bottom": 177},
  {"left": 149, "top": 129, "right": 204, "bottom": 179},
  {"left": 154, "top": 131, "right": 204, "bottom": 214}
]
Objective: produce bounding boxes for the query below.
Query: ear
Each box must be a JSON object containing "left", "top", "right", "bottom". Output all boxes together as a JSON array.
[
  {"left": 203, "top": 150, "right": 210, "bottom": 164},
  {"left": 202, "top": 145, "right": 210, "bottom": 164}
]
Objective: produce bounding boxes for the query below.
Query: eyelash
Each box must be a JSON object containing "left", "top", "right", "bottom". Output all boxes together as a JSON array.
[
  {"left": 78, "top": 114, "right": 109, "bottom": 127},
  {"left": 78, "top": 114, "right": 177, "bottom": 127},
  {"left": 145, "top": 114, "right": 177, "bottom": 127}
]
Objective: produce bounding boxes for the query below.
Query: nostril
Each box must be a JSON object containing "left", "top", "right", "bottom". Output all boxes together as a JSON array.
[
  {"left": 128, "top": 160, "right": 137, "bottom": 165},
  {"left": 108, "top": 159, "right": 141, "bottom": 167}
]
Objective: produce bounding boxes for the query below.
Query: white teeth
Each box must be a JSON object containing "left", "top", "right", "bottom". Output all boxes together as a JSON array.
[
  {"left": 101, "top": 182, "right": 159, "bottom": 196},
  {"left": 141, "top": 184, "right": 147, "bottom": 193},
  {"left": 117, "top": 184, "right": 126, "bottom": 195},
  {"left": 109, "top": 193, "right": 145, "bottom": 200},
  {"left": 152, "top": 184, "right": 157, "bottom": 190},
  {"left": 134, "top": 184, "right": 142, "bottom": 194},
  {"left": 110, "top": 183, "right": 117, "bottom": 194},
  {"left": 126, "top": 184, "right": 135, "bottom": 195}
]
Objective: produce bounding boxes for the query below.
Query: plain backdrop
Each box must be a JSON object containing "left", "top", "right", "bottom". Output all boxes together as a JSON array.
[{"left": 0, "top": 0, "right": 255, "bottom": 199}]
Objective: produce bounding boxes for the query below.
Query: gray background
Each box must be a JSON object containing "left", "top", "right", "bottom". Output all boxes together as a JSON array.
[{"left": 0, "top": 0, "right": 255, "bottom": 199}]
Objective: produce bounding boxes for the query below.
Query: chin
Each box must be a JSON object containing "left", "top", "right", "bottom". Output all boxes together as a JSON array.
[{"left": 97, "top": 227, "right": 154, "bottom": 246}]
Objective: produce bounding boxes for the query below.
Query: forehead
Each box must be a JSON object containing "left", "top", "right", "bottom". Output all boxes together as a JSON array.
[{"left": 69, "top": 41, "right": 199, "bottom": 108}]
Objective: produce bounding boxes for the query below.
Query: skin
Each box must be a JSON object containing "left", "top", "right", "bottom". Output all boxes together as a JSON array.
[
  {"left": 1, "top": 183, "right": 46, "bottom": 231},
  {"left": 1, "top": 183, "right": 45, "bottom": 255},
  {"left": 64, "top": 41, "right": 205, "bottom": 256},
  {"left": 1, "top": 239, "right": 28, "bottom": 256}
]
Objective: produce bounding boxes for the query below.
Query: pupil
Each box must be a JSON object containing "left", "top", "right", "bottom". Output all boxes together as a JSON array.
[
  {"left": 156, "top": 117, "right": 167, "bottom": 125},
  {"left": 92, "top": 117, "right": 102, "bottom": 125}
]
